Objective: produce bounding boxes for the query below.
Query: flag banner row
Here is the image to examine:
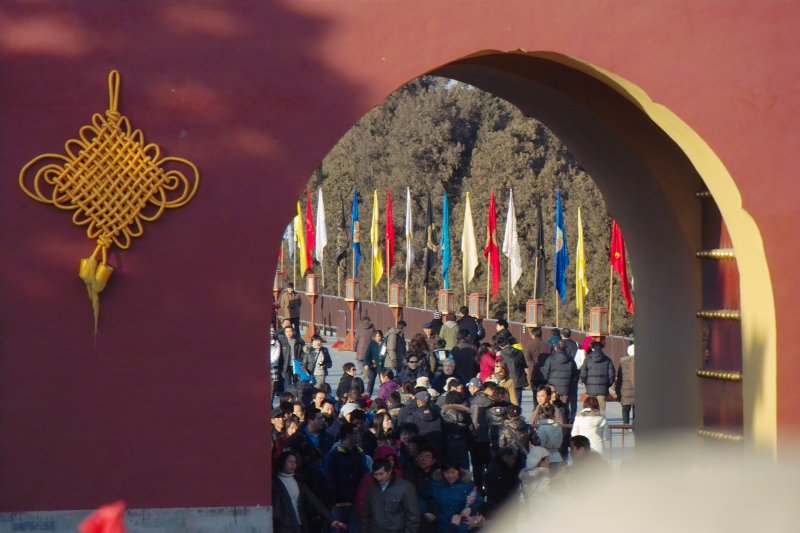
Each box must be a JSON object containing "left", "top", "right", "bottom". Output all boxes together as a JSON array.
[{"left": 281, "top": 187, "right": 635, "bottom": 319}]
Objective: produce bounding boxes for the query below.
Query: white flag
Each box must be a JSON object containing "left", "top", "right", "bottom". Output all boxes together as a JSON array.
[
  {"left": 502, "top": 189, "right": 522, "bottom": 291},
  {"left": 405, "top": 187, "right": 415, "bottom": 271},
  {"left": 283, "top": 222, "right": 295, "bottom": 263},
  {"left": 461, "top": 191, "right": 479, "bottom": 285},
  {"left": 315, "top": 188, "right": 327, "bottom": 263}
]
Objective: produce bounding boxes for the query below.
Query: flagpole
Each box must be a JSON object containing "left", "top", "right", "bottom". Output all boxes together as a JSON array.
[
  {"left": 506, "top": 257, "right": 510, "bottom": 320},
  {"left": 608, "top": 264, "right": 614, "bottom": 334},
  {"left": 371, "top": 242, "right": 374, "bottom": 302},
  {"left": 533, "top": 260, "right": 539, "bottom": 300},
  {"left": 486, "top": 258, "right": 490, "bottom": 317},
  {"left": 424, "top": 287, "right": 427, "bottom": 310},
  {"left": 387, "top": 263, "right": 390, "bottom": 305},
  {"left": 293, "top": 248, "right": 297, "bottom": 287},
  {"left": 322, "top": 261, "right": 325, "bottom": 290},
  {"left": 555, "top": 291, "right": 559, "bottom": 328},
  {"left": 337, "top": 264, "right": 341, "bottom": 298}
]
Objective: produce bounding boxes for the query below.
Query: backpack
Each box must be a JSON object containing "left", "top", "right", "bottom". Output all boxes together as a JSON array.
[{"left": 475, "top": 322, "right": 486, "bottom": 342}]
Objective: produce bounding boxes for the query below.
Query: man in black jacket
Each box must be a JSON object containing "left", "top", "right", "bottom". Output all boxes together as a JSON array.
[
  {"left": 468, "top": 380, "right": 494, "bottom": 493},
  {"left": 279, "top": 324, "right": 305, "bottom": 389},
  {"left": 324, "top": 423, "right": 369, "bottom": 528},
  {"left": 497, "top": 332, "right": 527, "bottom": 406},
  {"left": 456, "top": 306, "right": 481, "bottom": 346},
  {"left": 541, "top": 340, "right": 580, "bottom": 422},
  {"left": 580, "top": 341, "right": 616, "bottom": 413}
]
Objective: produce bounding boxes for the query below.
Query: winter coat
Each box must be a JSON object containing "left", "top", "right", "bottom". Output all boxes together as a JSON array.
[
  {"left": 456, "top": 315, "right": 481, "bottom": 346},
  {"left": 484, "top": 453, "right": 522, "bottom": 506},
  {"left": 302, "top": 347, "right": 332, "bottom": 377},
  {"left": 423, "top": 469, "right": 480, "bottom": 533},
  {"left": 500, "top": 345, "right": 528, "bottom": 389},
  {"left": 279, "top": 336, "right": 305, "bottom": 374},
  {"left": 377, "top": 379, "right": 401, "bottom": 402},
  {"left": 364, "top": 339, "right": 384, "bottom": 371},
  {"left": 410, "top": 405, "right": 445, "bottom": 458},
  {"left": 469, "top": 392, "right": 493, "bottom": 443},
  {"left": 615, "top": 355, "right": 635, "bottom": 405},
  {"left": 441, "top": 404, "right": 474, "bottom": 467},
  {"left": 519, "top": 466, "right": 550, "bottom": 501},
  {"left": 487, "top": 375, "right": 518, "bottom": 405},
  {"left": 498, "top": 417, "right": 532, "bottom": 455},
  {"left": 524, "top": 337, "right": 553, "bottom": 386},
  {"left": 580, "top": 349, "right": 616, "bottom": 396},
  {"left": 355, "top": 446, "right": 404, "bottom": 517},
  {"left": 323, "top": 442, "right": 369, "bottom": 504},
  {"left": 451, "top": 341, "right": 478, "bottom": 380},
  {"left": 385, "top": 328, "right": 407, "bottom": 371},
  {"left": 362, "top": 476, "right": 420, "bottom": 533},
  {"left": 279, "top": 290, "right": 302, "bottom": 319},
  {"left": 562, "top": 338, "right": 578, "bottom": 361},
  {"left": 431, "top": 370, "right": 467, "bottom": 393},
  {"left": 439, "top": 321, "right": 459, "bottom": 350},
  {"left": 541, "top": 350, "right": 579, "bottom": 396},
  {"left": 272, "top": 473, "right": 331, "bottom": 533},
  {"left": 285, "top": 426, "right": 335, "bottom": 461},
  {"left": 534, "top": 420, "right": 563, "bottom": 463},
  {"left": 336, "top": 374, "right": 355, "bottom": 401},
  {"left": 354, "top": 320, "right": 375, "bottom": 362},
  {"left": 486, "top": 401, "right": 511, "bottom": 452},
  {"left": 571, "top": 408, "right": 611, "bottom": 454},
  {"left": 478, "top": 353, "right": 496, "bottom": 382},
  {"left": 397, "top": 365, "right": 430, "bottom": 387}
]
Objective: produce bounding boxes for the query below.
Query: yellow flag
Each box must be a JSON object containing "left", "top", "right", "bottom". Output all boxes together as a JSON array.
[
  {"left": 576, "top": 207, "right": 589, "bottom": 326},
  {"left": 295, "top": 202, "right": 308, "bottom": 276},
  {"left": 371, "top": 190, "right": 384, "bottom": 286}
]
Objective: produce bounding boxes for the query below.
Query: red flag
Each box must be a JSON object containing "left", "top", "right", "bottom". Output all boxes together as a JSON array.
[
  {"left": 385, "top": 189, "right": 395, "bottom": 273},
  {"left": 305, "top": 187, "right": 316, "bottom": 269},
  {"left": 610, "top": 220, "right": 635, "bottom": 314},
  {"left": 79, "top": 501, "right": 127, "bottom": 533},
  {"left": 483, "top": 191, "right": 501, "bottom": 300}
]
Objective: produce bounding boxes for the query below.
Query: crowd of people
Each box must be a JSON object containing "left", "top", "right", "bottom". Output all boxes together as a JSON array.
[{"left": 270, "top": 304, "right": 635, "bottom": 533}]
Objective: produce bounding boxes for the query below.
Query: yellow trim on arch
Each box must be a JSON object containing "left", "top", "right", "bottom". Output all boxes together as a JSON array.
[{"left": 530, "top": 52, "right": 778, "bottom": 456}]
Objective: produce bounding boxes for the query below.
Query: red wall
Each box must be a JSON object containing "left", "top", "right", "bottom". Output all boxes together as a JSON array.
[{"left": 1, "top": 0, "right": 798, "bottom": 510}]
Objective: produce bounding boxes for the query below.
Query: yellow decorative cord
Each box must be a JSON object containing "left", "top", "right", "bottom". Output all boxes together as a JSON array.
[{"left": 19, "top": 70, "right": 200, "bottom": 333}]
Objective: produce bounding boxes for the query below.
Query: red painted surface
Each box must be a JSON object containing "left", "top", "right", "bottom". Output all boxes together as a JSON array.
[{"left": 1, "top": 0, "right": 799, "bottom": 511}]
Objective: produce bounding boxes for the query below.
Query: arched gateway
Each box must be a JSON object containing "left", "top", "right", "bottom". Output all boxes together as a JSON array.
[{"left": 0, "top": 1, "right": 794, "bottom": 530}]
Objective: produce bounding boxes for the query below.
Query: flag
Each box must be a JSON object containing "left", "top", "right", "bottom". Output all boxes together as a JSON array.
[
  {"left": 423, "top": 193, "right": 438, "bottom": 286},
  {"left": 534, "top": 194, "right": 546, "bottom": 299},
  {"left": 351, "top": 190, "right": 361, "bottom": 278},
  {"left": 335, "top": 193, "right": 348, "bottom": 274},
  {"left": 405, "top": 187, "right": 415, "bottom": 274},
  {"left": 554, "top": 189, "right": 568, "bottom": 301},
  {"left": 386, "top": 189, "right": 396, "bottom": 275},
  {"left": 576, "top": 206, "right": 589, "bottom": 325},
  {"left": 502, "top": 189, "right": 522, "bottom": 293},
  {"left": 483, "top": 190, "right": 501, "bottom": 300},
  {"left": 315, "top": 188, "right": 327, "bottom": 263},
  {"left": 79, "top": 500, "right": 127, "bottom": 533},
  {"left": 371, "top": 189, "right": 384, "bottom": 286},
  {"left": 283, "top": 222, "right": 295, "bottom": 263},
  {"left": 305, "top": 187, "right": 315, "bottom": 269},
  {"left": 295, "top": 202, "right": 308, "bottom": 276},
  {"left": 610, "top": 219, "right": 635, "bottom": 314},
  {"left": 461, "top": 191, "right": 479, "bottom": 286},
  {"left": 441, "top": 193, "right": 451, "bottom": 290}
]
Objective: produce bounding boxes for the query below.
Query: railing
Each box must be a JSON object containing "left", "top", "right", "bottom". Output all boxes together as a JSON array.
[{"left": 291, "top": 291, "right": 634, "bottom": 365}]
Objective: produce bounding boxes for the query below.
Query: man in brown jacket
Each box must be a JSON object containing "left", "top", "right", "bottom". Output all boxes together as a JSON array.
[
  {"left": 279, "top": 283, "right": 302, "bottom": 335},
  {"left": 524, "top": 327, "right": 552, "bottom": 393}
]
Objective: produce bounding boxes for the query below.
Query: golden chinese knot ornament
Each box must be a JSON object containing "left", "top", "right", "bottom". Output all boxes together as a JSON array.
[{"left": 19, "top": 70, "right": 200, "bottom": 333}]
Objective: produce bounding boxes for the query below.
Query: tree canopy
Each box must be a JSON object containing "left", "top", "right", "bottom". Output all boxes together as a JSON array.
[{"left": 287, "top": 77, "right": 634, "bottom": 335}]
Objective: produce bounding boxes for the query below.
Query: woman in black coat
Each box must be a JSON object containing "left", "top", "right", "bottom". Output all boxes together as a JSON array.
[{"left": 273, "top": 451, "right": 346, "bottom": 533}]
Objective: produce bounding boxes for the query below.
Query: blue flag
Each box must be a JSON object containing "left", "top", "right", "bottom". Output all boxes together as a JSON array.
[
  {"left": 351, "top": 190, "right": 361, "bottom": 277},
  {"left": 441, "top": 193, "right": 451, "bottom": 290},
  {"left": 554, "top": 189, "right": 569, "bottom": 301}
]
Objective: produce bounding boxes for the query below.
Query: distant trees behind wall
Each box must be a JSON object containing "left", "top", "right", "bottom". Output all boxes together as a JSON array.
[{"left": 288, "top": 77, "right": 633, "bottom": 336}]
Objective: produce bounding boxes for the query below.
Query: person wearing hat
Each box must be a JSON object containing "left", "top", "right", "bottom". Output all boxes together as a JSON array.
[
  {"left": 410, "top": 391, "right": 445, "bottom": 459},
  {"left": 278, "top": 283, "right": 302, "bottom": 336},
  {"left": 422, "top": 322, "right": 442, "bottom": 361},
  {"left": 519, "top": 446, "right": 551, "bottom": 501}
]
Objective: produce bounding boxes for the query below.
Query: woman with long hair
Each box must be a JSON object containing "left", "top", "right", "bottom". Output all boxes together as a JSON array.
[
  {"left": 372, "top": 411, "right": 396, "bottom": 447},
  {"left": 488, "top": 359, "right": 518, "bottom": 405},
  {"left": 571, "top": 395, "right": 611, "bottom": 455}
]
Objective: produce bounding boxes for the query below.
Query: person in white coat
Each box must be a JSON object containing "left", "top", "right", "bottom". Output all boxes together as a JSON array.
[{"left": 570, "top": 396, "right": 610, "bottom": 455}]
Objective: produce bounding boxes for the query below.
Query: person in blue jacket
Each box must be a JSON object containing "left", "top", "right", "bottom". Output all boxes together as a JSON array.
[{"left": 421, "top": 458, "right": 483, "bottom": 533}]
